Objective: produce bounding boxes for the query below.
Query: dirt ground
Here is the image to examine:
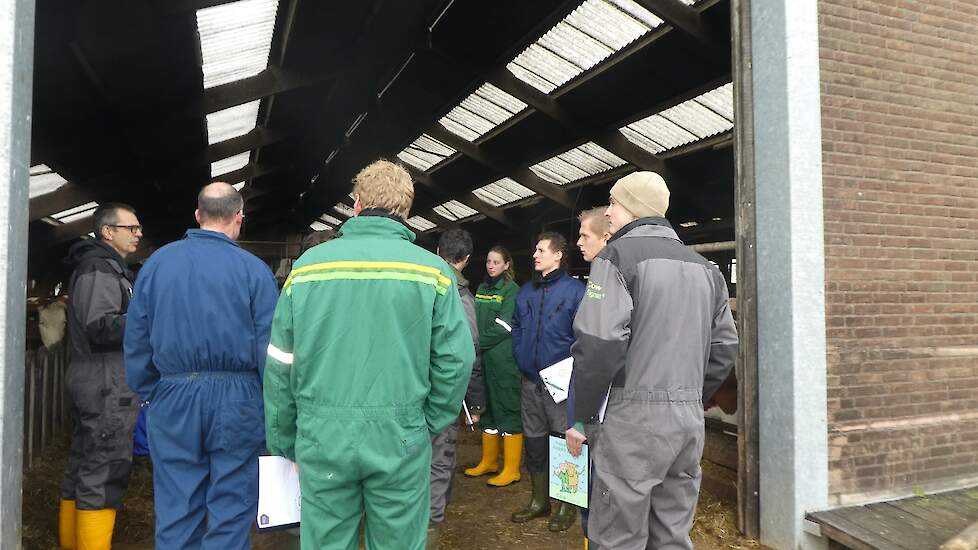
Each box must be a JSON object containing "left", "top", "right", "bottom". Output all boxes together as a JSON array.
[{"left": 23, "top": 430, "right": 759, "bottom": 549}]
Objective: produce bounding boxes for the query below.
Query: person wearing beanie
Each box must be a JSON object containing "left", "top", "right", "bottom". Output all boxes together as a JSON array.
[{"left": 569, "top": 172, "right": 739, "bottom": 549}]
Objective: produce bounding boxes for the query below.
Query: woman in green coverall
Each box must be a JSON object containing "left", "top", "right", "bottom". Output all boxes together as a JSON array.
[{"left": 464, "top": 245, "right": 523, "bottom": 486}]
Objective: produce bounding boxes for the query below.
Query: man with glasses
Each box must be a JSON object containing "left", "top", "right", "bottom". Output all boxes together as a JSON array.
[
  {"left": 125, "top": 183, "right": 279, "bottom": 549},
  {"left": 59, "top": 203, "right": 143, "bottom": 550}
]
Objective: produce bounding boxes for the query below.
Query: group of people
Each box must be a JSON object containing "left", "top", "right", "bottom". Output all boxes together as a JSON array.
[{"left": 55, "top": 159, "right": 737, "bottom": 550}]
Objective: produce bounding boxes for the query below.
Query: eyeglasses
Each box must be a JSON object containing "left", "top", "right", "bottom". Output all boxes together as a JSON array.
[{"left": 108, "top": 224, "right": 143, "bottom": 235}]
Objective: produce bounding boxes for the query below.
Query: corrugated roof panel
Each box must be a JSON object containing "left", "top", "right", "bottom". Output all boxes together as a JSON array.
[
  {"left": 623, "top": 114, "right": 698, "bottom": 150},
  {"left": 439, "top": 83, "right": 529, "bottom": 141},
  {"left": 29, "top": 164, "right": 68, "bottom": 198},
  {"left": 660, "top": 101, "right": 732, "bottom": 139},
  {"left": 211, "top": 152, "right": 251, "bottom": 177},
  {"left": 197, "top": 0, "right": 279, "bottom": 89},
  {"left": 696, "top": 83, "right": 735, "bottom": 121},
  {"left": 433, "top": 200, "right": 479, "bottom": 221},
  {"left": 620, "top": 83, "right": 735, "bottom": 154},
  {"left": 320, "top": 214, "right": 343, "bottom": 226},
  {"left": 472, "top": 178, "right": 537, "bottom": 205},
  {"left": 53, "top": 201, "right": 98, "bottom": 223},
  {"left": 206, "top": 100, "right": 260, "bottom": 144},
  {"left": 333, "top": 203, "right": 355, "bottom": 218},
  {"left": 530, "top": 143, "right": 626, "bottom": 185},
  {"left": 397, "top": 134, "right": 457, "bottom": 171},
  {"left": 406, "top": 216, "right": 436, "bottom": 232},
  {"left": 608, "top": 0, "right": 665, "bottom": 27},
  {"left": 435, "top": 118, "right": 480, "bottom": 142},
  {"left": 507, "top": 0, "right": 662, "bottom": 94},
  {"left": 478, "top": 83, "right": 528, "bottom": 114},
  {"left": 309, "top": 221, "right": 332, "bottom": 232}
]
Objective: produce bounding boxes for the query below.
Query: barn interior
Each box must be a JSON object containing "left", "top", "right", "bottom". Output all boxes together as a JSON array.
[{"left": 25, "top": 0, "right": 745, "bottom": 542}]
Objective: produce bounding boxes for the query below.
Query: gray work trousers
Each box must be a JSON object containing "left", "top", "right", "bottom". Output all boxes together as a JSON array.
[
  {"left": 62, "top": 356, "right": 140, "bottom": 509},
  {"left": 429, "top": 421, "right": 459, "bottom": 524},
  {"left": 587, "top": 390, "right": 705, "bottom": 550}
]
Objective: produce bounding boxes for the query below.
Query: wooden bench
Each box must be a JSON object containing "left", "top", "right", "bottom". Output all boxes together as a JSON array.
[{"left": 807, "top": 487, "right": 978, "bottom": 550}]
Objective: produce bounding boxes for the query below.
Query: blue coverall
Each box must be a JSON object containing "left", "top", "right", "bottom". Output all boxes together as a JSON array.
[{"left": 124, "top": 229, "right": 279, "bottom": 550}]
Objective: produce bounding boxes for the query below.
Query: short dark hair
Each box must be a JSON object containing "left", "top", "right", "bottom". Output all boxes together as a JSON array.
[
  {"left": 537, "top": 231, "right": 569, "bottom": 266},
  {"left": 438, "top": 228, "right": 473, "bottom": 263},
  {"left": 198, "top": 184, "right": 244, "bottom": 222},
  {"left": 93, "top": 203, "right": 136, "bottom": 240}
]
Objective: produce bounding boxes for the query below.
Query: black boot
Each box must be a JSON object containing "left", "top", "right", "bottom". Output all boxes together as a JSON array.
[
  {"left": 548, "top": 500, "right": 577, "bottom": 532},
  {"left": 511, "top": 473, "right": 552, "bottom": 523}
]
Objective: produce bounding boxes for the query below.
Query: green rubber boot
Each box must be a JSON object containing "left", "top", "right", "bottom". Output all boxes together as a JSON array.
[
  {"left": 548, "top": 500, "right": 577, "bottom": 532},
  {"left": 511, "top": 473, "right": 552, "bottom": 523}
]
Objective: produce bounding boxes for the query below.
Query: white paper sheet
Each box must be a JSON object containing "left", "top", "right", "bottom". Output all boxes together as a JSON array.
[
  {"left": 256, "top": 456, "right": 301, "bottom": 529},
  {"left": 540, "top": 357, "right": 573, "bottom": 404}
]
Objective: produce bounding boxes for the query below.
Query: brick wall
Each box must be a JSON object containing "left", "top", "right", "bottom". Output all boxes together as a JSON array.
[{"left": 818, "top": 0, "right": 978, "bottom": 504}]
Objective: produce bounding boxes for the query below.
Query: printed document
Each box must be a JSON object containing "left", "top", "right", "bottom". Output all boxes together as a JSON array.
[
  {"left": 539, "top": 357, "right": 573, "bottom": 404},
  {"left": 257, "top": 456, "right": 301, "bottom": 529}
]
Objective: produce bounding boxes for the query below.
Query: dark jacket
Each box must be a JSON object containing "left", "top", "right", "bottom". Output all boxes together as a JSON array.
[
  {"left": 65, "top": 240, "right": 135, "bottom": 364},
  {"left": 452, "top": 265, "right": 486, "bottom": 413},
  {"left": 511, "top": 269, "right": 585, "bottom": 383},
  {"left": 570, "top": 218, "right": 738, "bottom": 424}
]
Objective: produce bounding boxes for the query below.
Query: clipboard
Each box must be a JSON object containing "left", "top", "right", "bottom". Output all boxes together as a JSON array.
[
  {"left": 539, "top": 357, "right": 573, "bottom": 404},
  {"left": 256, "top": 455, "right": 301, "bottom": 530},
  {"left": 547, "top": 432, "right": 588, "bottom": 507}
]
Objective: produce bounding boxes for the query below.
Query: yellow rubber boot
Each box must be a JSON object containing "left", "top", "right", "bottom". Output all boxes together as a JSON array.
[
  {"left": 487, "top": 433, "right": 522, "bottom": 487},
  {"left": 76, "top": 509, "right": 116, "bottom": 550},
  {"left": 58, "top": 499, "right": 77, "bottom": 549},
  {"left": 464, "top": 432, "right": 500, "bottom": 477},
  {"left": 584, "top": 538, "right": 589, "bottom": 550}
]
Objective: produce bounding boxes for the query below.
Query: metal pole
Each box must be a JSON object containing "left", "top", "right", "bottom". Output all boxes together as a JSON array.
[{"left": 0, "top": 0, "right": 34, "bottom": 544}]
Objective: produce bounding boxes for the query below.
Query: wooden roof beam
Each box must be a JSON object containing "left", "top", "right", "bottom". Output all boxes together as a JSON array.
[{"left": 424, "top": 125, "right": 575, "bottom": 210}]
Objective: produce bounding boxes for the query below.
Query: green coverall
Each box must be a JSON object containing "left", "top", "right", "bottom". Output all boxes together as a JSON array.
[
  {"left": 474, "top": 278, "right": 523, "bottom": 433},
  {"left": 263, "top": 215, "right": 474, "bottom": 550}
]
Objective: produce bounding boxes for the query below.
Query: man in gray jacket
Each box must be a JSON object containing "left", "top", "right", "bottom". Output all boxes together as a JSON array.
[
  {"left": 60, "top": 203, "right": 143, "bottom": 550},
  {"left": 428, "top": 228, "right": 486, "bottom": 549},
  {"left": 570, "top": 172, "right": 738, "bottom": 550}
]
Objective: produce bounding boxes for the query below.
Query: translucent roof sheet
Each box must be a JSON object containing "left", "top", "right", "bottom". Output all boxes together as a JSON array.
[
  {"left": 405, "top": 216, "right": 437, "bottom": 232},
  {"left": 211, "top": 152, "right": 251, "bottom": 177},
  {"left": 621, "top": 83, "right": 734, "bottom": 153},
  {"left": 320, "top": 214, "right": 343, "bottom": 226},
  {"left": 309, "top": 221, "right": 332, "bottom": 232},
  {"left": 29, "top": 164, "right": 68, "bottom": 198},
  {"left": 438, "top": 83, "right": 528, "bottom": 141},
  {"left": 206, "top": 100, "right": 260, "bottom": 144},
  {"left": 529, "top": 142, "right": 626, "bottom": 185},
  {"left": 397, "top": 134, "right": 457, "bottom": 171},
  {"left": 53, "top": 201, "right": 98, "bottom": 224},
  {"left": 333, "top": 203, "right": 356, "bottom": 218},
  {"left": 433, "top": 200, "right": 479, "bottom": 221},
  {"left": 472, "top": 178, "right": 537, "bottom": 207},
  {"left": 197, "top": 0, "right": 279, "bottom": 89},
  {"left": 506, "top": 0, "right": 663, "bottom": 94}
]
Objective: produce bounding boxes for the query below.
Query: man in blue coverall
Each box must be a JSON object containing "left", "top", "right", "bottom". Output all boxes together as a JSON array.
[{"left": 124, "top": 182, "right": 279, "bottom": 549}]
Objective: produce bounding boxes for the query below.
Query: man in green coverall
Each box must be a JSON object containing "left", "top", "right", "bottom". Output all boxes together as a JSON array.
[{"left": 263, "top": 159, "right": 475, "bottom": 550}]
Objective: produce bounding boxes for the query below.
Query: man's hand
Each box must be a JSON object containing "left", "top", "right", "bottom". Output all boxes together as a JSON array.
[
  {"left": 566, "top": 427, "right": 586, "bottom": 457},
  {"left": 470, "top": 413, "right": 480, "bottom": 424}
]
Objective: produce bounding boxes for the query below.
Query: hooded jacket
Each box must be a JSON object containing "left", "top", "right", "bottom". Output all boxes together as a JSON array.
[
  {"left": 511, "top": 269, "right": 585, "bottom": 383},
  {"left": 65, "top": 239, "right": 135, "bottom": 363}
]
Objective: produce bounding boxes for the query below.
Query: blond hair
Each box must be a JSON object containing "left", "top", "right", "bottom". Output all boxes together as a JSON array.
[
  {"left": 579, "top": 206, "right": 611, "bottom": 235},
  {"left": 352, "top": 159, "right": 414, "bottom": 218}
]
